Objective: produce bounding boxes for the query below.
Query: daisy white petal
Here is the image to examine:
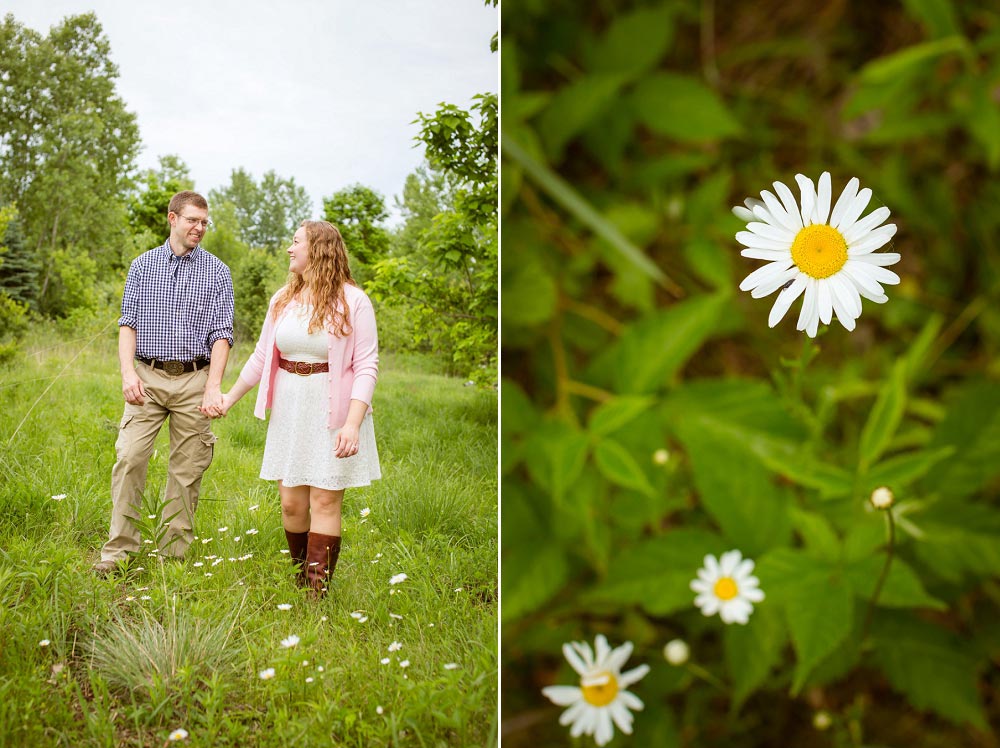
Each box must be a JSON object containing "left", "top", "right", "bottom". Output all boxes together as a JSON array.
[
  {"left": 741, "top": 248, "right": 791, "bottom": 261},
  {"left": 542, "top": 685, "right": 581, "bottom": 706},
  {"left": 619, "top": 663, "right": 650, "bottom": 688},
  {"left": 736, "top": 231, "right": 792, "bottom": 251},
  {"left": 794, "top": 174, "right": 816, "bottom": 226},
  {"left": 829, "top": 176, "right": 859, "bottom": 229},
  {"left": 848, "top": 223, "right": 897, "bottom": 255},
  {"left": 842, "top": 206, "right": 891, "bottom": 244},
  {"left": 760, "top": 190, "right": 800, "bottom": 233},
  {"left": 609, "top": 700, "right": 634, "bottom": 735},
  {"left": 619, "top": 690, "right": 644, "bottom": 711},
  {"left": 853, "top": 251, "right": 901, "bottom": 267},
  {"left": 772, "top": 180, "right": 803, "bottom": 230},
  {"left": 860, "top": 265, "right": 901, "bottom": 285},
  {"left": 815, "top": 172, "right": 832, "bottom": 224},
  {"left": 841, "top": 263, "right": 885, "bottom": 298},
  {"left": 739, "top": 260, "right": 792, "bottom": 292},
  {"left": 797, "top": 278, "right": 818, "bottom": 332},
  {"left": 750, "top": 265, "right": 798, "bottom": 298},
  {"left": 828, "top": 276, "right": 858, "bottom": 331},
  {"left": 768, "top": 275, "right": 807, "bottom": 328},
  {"left": 691, "top": 549, "right": 764, "bottom": 624},
  {"left": 834, "top": 187, "right": 872, "bottom": 232},
  {"left": 746, "top": 221, "right": 796, "bottom": 243},
  {"left": 817, "top": 280, "right": 833, "bottom": 325},
  {"left": 732, "top": 205, "right": 755, "bottom": 222},
  {"left": 595, "top": 709, "right": 614, "bottom": 746},
  {"left": 562, "top": 643, "right": 589, "bottom": 676}
]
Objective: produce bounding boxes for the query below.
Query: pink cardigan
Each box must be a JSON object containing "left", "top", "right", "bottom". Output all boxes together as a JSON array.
[{"left": 237, "top": 284, "right": 379, "bottom": 430}]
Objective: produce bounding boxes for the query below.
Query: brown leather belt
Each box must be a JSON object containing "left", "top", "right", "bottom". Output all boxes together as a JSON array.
[
  {"left": 137, "top": 357, "right": 209, "bottom": 375},
  {"left": 279, "top": 358, "right": 329, "bottom": 376}
]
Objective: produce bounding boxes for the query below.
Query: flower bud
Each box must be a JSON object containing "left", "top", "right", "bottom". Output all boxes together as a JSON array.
[
  {"left": 652, "top": 449, "right": 670, "bottom": 466},
  {"left": 870, "top": 486, "right": 894, "bottom": 510},
  {"left": 663, "top": 638, "right": 690, "bottom": 666}
]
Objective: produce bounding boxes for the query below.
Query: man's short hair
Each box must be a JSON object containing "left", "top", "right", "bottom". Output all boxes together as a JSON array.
[{"left": 168, "top": 190, "right": 208, "bottom": 215}]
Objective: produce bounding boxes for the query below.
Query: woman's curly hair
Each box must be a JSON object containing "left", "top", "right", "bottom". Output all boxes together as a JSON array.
[{"left": 271, "top": 220, "right": 355, "bottom": 337}]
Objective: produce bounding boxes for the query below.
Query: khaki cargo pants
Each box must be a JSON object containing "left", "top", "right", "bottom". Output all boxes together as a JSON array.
[{"left": 100, "top": 361, "right": 217, "bottom": 562}]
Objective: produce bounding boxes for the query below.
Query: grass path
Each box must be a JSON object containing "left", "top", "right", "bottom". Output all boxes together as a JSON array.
[{"left": 0, "top": 328, "right": 497, "bottom": 747}]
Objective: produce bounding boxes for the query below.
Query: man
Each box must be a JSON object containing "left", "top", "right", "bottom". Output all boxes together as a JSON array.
[{"left": 93, "top": 191, "right": 234, "bottom": 574}]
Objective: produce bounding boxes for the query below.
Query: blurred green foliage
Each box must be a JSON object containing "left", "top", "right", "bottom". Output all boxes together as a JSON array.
[{"left": 500, "top": 0, "right": 1000, "bottom": 745}]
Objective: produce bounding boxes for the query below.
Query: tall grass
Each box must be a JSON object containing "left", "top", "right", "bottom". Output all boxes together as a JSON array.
[{"left": 0, "top": 327, "right": 497, "bottom": 747}]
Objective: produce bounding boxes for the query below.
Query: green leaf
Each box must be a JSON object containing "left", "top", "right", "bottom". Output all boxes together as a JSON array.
[
  {"left": 902, "top": 0, "right": 960, "bottom": 38},
  {"left": 582, "top": 529, "right": 726, "bottom": 615},
  {"left": 724, "top": 603, "right": 788, "bottom": 710},
  {"left": 675, "top": 420, "right": 792, "bottom": 556},
  {"left": 903, "top": 313, "right": 944, "bottom": 382},
  {"left": 500, "top": 255, "right": 557, "bottom": 327},
  {"left": 863, "top": 446, "right": 954, "bottom": 493},
  {"left": 502, "top": 135, "right": 679, "bottom": 292},
  {"left": 523, "top": 420, "right": 590, "bottom": 506},
  {"left": 587, "top": 396, "right": 655, "bottom": 437},
  {"left": 631, "top": 72, "right": 742, "bottom": 142},
  {"left": 613, "top": 293, "right": 728, "bottom": 393},
  {"left": 910, "top": 499, "right": 1000, "bottom": 582},
  {"left": 593, "top": 437, "right": 654, "bottom": 496},
  {"left": 872, "top": 612, "right": 987, "bottom": 729},
  {"left": 858, "top": 359, "right": 908, "bottom": 472},
  {"left": 756, "top": 549, "right": 855, "bottom": 693},
  {"left": 538, "top": 74, "right": 628, "bottom": 159},
  {"left": 682, "top": 237, "right": 732, "bottom": 290},
  {"left": 790, "top": 507, "right": 840, "bottom": 562},
  {"left": 922, "top": 380, "right": 1000, "bottom": 497},
  {"left": 857, "top": 36, "right": 969, "bottom": 85},
  {"left": 500, "top": 379, "right": 538, "bottom": 437},
  {"left": 844, "top": 555, "right": 945, "bottom": 610},
  {"left": 501, "top": 484, "right": 571, "bottom": 622},
  {"left": 588, "top": 5, "right": 675, "bottom": 77}
]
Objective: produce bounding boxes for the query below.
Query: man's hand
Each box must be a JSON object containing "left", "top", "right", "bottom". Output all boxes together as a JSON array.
[
  {"left": 200, "top": 384, "right": 224, "bottom": 418},
  {"left": 122, "top": 370, "right": 146, "bottom": 405}
]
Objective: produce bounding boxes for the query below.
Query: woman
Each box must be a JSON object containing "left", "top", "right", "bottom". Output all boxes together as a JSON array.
[{"left": 221, "top": 220, "right": 380, "bottom": 597}]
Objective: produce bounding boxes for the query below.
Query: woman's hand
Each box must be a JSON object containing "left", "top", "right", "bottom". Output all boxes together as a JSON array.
[{"left": 334, "top": 422, "right": 361, "bottom": 458}]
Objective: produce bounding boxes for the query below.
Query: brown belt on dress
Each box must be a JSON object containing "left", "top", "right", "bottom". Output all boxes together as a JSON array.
[{"left": 278, "top": 358, "right": 330, "bottom": 376}]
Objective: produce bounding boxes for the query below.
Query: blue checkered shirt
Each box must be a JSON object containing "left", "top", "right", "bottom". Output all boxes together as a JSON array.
[{"left": 118, "top": 240, "right": 235, "bottom": 360}]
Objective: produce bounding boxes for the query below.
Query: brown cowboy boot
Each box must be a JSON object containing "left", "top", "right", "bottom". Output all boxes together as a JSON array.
[
  {"left": 284, "top": 529, "right": 309, "bottom": 586},
  {"left": 304, "top": 532, "right": 342, "bottom": 598}
]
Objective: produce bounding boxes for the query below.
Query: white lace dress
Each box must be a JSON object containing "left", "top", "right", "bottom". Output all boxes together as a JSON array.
[{"left": 259, "top": 305, "right": 381, "bottom": 490}]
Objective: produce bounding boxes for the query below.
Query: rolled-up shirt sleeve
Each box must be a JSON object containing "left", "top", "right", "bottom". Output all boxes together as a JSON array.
[
  {"left": 117, "top": 261, "right": 141, "bottom": 329},
  {"left": 207, "top": 266, "right": 235, "bottom": 348},
  {"left": 350, "top": 295, "right": 379, "bottom": 404}
]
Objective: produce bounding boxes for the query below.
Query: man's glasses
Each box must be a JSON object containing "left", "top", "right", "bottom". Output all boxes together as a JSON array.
[{"left": 176, "top": 214, "right": 214, "bottom": 230}]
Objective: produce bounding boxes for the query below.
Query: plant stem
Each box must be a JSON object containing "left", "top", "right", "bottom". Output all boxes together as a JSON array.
[{"left": 861, "top": 509, "right": 896, "bottom": 644}]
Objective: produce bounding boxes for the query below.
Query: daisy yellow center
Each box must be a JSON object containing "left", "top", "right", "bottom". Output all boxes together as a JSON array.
[
  {"left": 581, "top": 672, "right": 619, "bottom": 707},
  {"left": 790, "top": 224, "right": 848, "bottom": 279},
  {"left": 713, "top": 577, "right": 739, "bottom": 600}
]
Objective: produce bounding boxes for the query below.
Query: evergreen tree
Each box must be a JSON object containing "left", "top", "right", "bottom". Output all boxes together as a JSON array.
[{"left": 0, "top": 212, "right": 38, "bottom": 310}]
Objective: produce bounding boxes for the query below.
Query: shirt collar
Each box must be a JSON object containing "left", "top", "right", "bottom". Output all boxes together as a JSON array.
[{"left": 163, "top": 238, "right": 201, "bottom": 259}]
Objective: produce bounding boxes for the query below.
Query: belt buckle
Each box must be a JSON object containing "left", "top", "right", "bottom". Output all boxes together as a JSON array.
[
  {"left": 164, "top": 360, "right": 185, "bottom": 376},
  {"left": 294, "top": 361, "right": 312, "bottom": 376}
]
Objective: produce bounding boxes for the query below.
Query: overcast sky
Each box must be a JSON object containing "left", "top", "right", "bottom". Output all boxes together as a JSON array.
[{"left": 4, "top": 0, "right": 498, "bottom": 223}]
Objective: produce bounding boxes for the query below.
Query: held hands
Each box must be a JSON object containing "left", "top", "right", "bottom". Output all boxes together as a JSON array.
[
  {"left": 199, "top": 385, "right": 226, "bottom": 419},
  {"left": 334, "top": 422, "right": 361, "bottom": 459}
]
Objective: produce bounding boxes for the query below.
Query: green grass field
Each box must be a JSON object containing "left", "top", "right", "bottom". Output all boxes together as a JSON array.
[{"left": 0, "top": 325, "right": 497, "bottom": 747}]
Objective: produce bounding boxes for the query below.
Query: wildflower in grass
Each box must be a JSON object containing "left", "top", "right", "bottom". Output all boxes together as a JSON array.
[
  {"left": 39, "top": 639, "right": 50, "bottom": 647},
  {"left": 813, "top": 711, "right": 833, "bottom": 730},
  {"left": 51, "top": 494, "right": 67, "bottom": 501},
  {"left": 201, "top": 538, "right": 212, "bottom": 544},
  {"left": 305, "top": 677, "right": 314, "bottom": 683},
  {"left": 140, "top": 595, "right": 152, "bottom": 601},
  {"left": 168, "top": 728, "right": 189, "bottom": 741},
  {"left": 148, "top": 514, "right": 156, "bottom": 519},
  {"left": 389, "top": 573, "right": 408, "bottom": 585},
  {"left": 259, "top": 668, "right": 276, "bottom": 680},
  {"left": 444, "top": 663, "right": 459, "bottom": 670},
  {"left": 317, "top": 666, "right": 324, "bottom": 672},
  {"left": 279, "top": 549, "right": 290, "bottom": 555},
  {"left": 125, "top": 596, "right": 135, "bottom": 602},
  {"left": 193, "top": 562, "right": 204, "bottom": 567},
  {"left": 389, "top": 613, "right": 402, "bottom": 620},
  {"left": 245, "top": 528, "right": 258, "bottom": 535},
  {"left": 350, "top": 611, "right": 366, "bottom": 620},
  {"left": 691, "top": 550, "right": 764, "bottom": 625},
  {"left": 320, "top": 616, "right": 328, "bottom": 622},
  {"left": 663, "top": 639, "right": 690, "bottom": 666},
  {"left": 360, "top": 507, "right": 371, "bottom": 517},
  {"left": 380, "top": 658, "right": 391, "bottom": 665},
  {"left": 388, "top": 641, "right": 403, "bottom": 652},
  {"left": 454, "top": 587, "right": 463, "bottom": 592},
  {"left": 280, "top": 634, "right": 300, "bottom": 649},
  {"left": 542, "top": 634, "right": 650, "bottom": 747},
  {"left": 277, "top": 603, "right": 292, "bottom": 611},
  {"left": 203, "top": 573, "right": 212, "bottom": 578},
  {"left": 376, "top": 706, "right": 384, "bottom": 715},
  {"left": 652, "top": 449, "right": 670, "bottom": 466},
  {"left": 249, "top": 504, "right": 260, "bottom": 511},
  {"left": 734, "top": 172, "right": 899, "bottom": 337},
  {"left": 218, "top": 527, "right": 228, "bottom": 533},
  {"left": 871, "top": 486, "right": 894, "bottom": 509},
  {"left": 399, "top": 660, "right": 410, "bottom": 668}
]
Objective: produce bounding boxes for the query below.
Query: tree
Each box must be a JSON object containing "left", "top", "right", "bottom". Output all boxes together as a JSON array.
[
  {"left": 322, "top": 184, "right": 391, "bottom": 265},
  {"left": 209, "top": 168, "right": 311, "bottom": 252},
  {"left": 127, "top": 154, "right": 195, "bottom": 238},
  {"left": 0, "top": 13, "right": 140, "bottom": 272},
  {"left": 369, "top": 92, "right": 498, "bottom": 384},
  {"left": 0, "top": 207, "right": 39, "bottom": 310}
]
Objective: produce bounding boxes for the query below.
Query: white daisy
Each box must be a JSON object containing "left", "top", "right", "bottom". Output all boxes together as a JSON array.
[
  {"left": 280, "top": 634, "right": 300, "bottom": 649},
  {"left": 690, "top": 550, "right": 764, "bottom": 625},
  {"left": 276, "top": 603, "right": 292, "bottom": 611},
  {"left": 259, "top": 668, "right": 275, "bottom": 680},
  {"left": 51, "top": 494, "right": 67, "bottom": 501},
  {"left": 389, "top": 573, "right": 408, "bottom": 585},
  {"left": 734, "top": 172, "right": 899, "bottom": 337},
  {"left": 168, "top": 728, "right": 189, "bottom": 741},
  {"left": 541, "top": 634, "right": 650, "bottom": 747}
]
